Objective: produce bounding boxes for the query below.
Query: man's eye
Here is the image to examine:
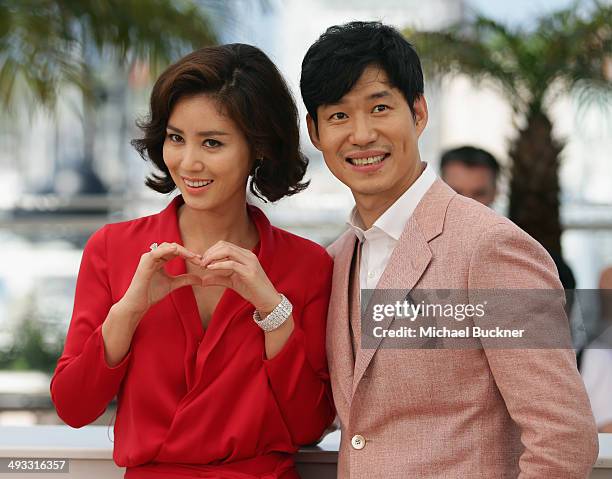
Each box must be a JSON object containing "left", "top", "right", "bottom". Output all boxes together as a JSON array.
[
  {"left": 330, "top": 112, "right": 348, "bottom": 121},
  {"left": 167, "top": 133, "right": 183, "bottom": 143},
  {"left": 372, "top": 104, "right": 389, "bottom": 113},
  {"left": 203, "top": 139, "right": 222, "bottom": 148}
]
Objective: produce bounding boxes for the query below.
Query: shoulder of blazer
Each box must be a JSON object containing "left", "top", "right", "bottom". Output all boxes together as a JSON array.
[
  {"left": 444, "top": 193, "right": 524, "bottom": 239},
  {"left": 326, "top": 229, "right": 354, "bottom": 260}
]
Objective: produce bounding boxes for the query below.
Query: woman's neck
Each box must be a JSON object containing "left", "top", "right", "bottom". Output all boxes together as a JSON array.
[{"left": 178, "top": 202, "right": 258, "bottom": 254}]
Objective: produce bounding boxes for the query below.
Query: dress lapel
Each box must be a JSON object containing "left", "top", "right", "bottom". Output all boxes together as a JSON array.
[
  {"left": 159, "top": 198, "right": 273, "bottom": 394},
  {"left": 157, "top": 196, "right": 205, "bottom": 390},
  {"left": 191, "top": 205, "right": 273, "bottom": 388}
]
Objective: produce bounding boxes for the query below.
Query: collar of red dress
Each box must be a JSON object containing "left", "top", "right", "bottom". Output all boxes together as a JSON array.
[{"left": 157, "top": 194, "right": 274, "bottom": 272}]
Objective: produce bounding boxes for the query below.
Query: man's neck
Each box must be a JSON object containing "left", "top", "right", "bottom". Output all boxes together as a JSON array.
[{"left": 354, "top": 161, "right": 426, "bottom": 230}]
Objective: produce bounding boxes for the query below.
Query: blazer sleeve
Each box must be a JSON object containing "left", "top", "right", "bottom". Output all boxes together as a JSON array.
[
  {"left": 50, "top": 226, "right": 132, "bottom": 428},
  {"left": 468, "top": 222, "right": 598, "bottom": 478},
  {"left": 262, "top": 249, "right": 336, "bottom": 445}
]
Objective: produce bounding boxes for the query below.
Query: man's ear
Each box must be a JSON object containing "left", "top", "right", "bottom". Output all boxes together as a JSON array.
[
  {"left": 306, "top": 113, "right": 322, "bottom": 151},
  {"left": 413, "top": 95, "right": 428, "bottom": 137}
]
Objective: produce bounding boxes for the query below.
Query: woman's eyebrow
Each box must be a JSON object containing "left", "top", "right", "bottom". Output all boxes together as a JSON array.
[{"left": 166, "top": 124, "right": 230, "bottom": 136}]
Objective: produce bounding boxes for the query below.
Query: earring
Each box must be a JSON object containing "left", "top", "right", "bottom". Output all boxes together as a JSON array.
[{"left": 252, "top": 156, "right": 264, "bottom": 178}]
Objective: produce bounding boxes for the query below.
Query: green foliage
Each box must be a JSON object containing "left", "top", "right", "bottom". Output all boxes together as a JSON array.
[
  {"left": 407, "top": 1, "right": 612, "bottom": 115},
  {"left": 0, "top": 318, "right": 64, "bottom": 373},
  {"left": 0, "top": 0, "right": 218, "bottom": 111}
]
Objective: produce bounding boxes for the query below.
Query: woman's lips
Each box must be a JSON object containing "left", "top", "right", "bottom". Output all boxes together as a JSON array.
[{"left": 182, "top": 177, "right": 214, "bottom": 194}]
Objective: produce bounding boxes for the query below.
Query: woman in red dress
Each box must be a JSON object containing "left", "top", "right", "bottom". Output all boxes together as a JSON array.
[{"left": 50, "top": 44, "right": 335, "bottom": 478}]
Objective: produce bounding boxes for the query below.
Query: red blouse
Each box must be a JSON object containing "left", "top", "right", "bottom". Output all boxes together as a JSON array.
[{"left": 50, "top": 196, "right": 335, "bottom": 478}]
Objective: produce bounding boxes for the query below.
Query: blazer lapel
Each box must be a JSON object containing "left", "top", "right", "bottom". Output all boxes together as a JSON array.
[
  {"left": 352, "top": 220, "right": 432, "bottom": 393},
  {"left": 327, "top": 231, "right": 358, "bottom": 410},
  {"left": 352, "top": 179, "right": 454, "bottom": 393}
]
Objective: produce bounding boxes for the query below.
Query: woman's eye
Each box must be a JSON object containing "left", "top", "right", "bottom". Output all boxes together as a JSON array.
[
  {"left": 330, "top": 112, "right": 348, "bottom": 121},
  {"left": 167, "top": 133, "right": 183, "bottom": 143},
  {"left": 203, "top": 139, "right": 221, "bottom": 148},
  {"left": 372, "top": 104, "right": 389, "bottom": 113}
]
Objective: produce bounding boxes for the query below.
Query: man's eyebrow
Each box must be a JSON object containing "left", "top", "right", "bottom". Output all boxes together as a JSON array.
[
  {"left": 166, "top": 124, "right": 229, "bottom": 136},
  {"left": 322, "top": 90, "right": 392, "bottom": 108},
  {"left": 368, "top": 90, "right": 391, "bottom": 100}
]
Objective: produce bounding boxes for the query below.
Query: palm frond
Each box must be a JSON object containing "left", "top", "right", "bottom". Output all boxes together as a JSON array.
[
  {"left": 406, "top": 1, "right": 612, "bottom": 116},
  {"left": 0, "top": 0, "right": 219, "bottom": 111},
  {"left": 407, "top": 18, "right": 528, "bottom": 110}
]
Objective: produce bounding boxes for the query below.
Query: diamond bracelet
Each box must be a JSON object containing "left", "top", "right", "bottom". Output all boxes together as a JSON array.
[{"left": 253, "top": 294, "right": 293, "bottom": 332}]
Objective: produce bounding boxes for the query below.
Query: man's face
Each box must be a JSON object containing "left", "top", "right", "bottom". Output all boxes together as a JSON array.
[
  {"left": 307, "top": 66, "right": 427, "bottom": 207},
  {"left": 441, "top": 161, "right": 497, "bottom": 207}
]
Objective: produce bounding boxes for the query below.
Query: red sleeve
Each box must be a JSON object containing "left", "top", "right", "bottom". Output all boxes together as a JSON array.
[
  {"left": 262, "top": 249, "right": 335, "bottom": 445},
  {"left": 50, "top": 226, "right": 131, "bottom": 428}
]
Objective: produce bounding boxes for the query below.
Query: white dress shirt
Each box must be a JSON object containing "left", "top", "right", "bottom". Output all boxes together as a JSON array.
[{"left": 346, "top": 162, "right": 437, "bottom": 290}]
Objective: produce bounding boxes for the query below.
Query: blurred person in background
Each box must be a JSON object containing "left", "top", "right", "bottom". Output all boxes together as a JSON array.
[
  {"left": 50, "top": 44, "right": 334, "bottom": 479},
  {"left": 440, "top": 145, "right": 499, "bottom": 207},
  {"left": 440, "top": 145, "right": 576, "bottom": 291},
  {"left": 581, "top": 266, "right": 612, "bottom": 433}
]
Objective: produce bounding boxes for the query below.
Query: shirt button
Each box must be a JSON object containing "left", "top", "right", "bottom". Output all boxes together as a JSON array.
[
  {"left": 367, "top": 271, "right": 376, "bottom": 279},
  {"left": 351, "top": 434, "right": 366, "bottom": 450}
]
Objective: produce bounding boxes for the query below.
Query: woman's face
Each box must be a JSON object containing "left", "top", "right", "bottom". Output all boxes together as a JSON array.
[{"left": 163, "top": 94, "right": 253, "bottom": 214}]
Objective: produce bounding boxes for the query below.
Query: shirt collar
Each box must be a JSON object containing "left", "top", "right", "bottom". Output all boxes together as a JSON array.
[{"left": 346, "top": 162, "right": 437, "bottom": 242}]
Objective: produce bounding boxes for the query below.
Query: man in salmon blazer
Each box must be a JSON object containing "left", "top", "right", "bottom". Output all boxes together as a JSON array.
[{"left": 300, "top": 21, "right": 598, "bottom": 478}]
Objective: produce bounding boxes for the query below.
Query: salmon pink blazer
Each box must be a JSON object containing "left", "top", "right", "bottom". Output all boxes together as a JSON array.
[{"left": 50, "top": 195, "right": 335, "bottom": 478}]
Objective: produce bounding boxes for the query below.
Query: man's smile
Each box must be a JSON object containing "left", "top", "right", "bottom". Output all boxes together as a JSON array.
[{"left": 345, "top": 150, "right": 390, "bottom": 171}]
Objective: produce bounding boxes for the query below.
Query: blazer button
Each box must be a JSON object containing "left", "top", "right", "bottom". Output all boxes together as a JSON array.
[{"left": 351, "top": 434, "right": 366, "bottom": 450}]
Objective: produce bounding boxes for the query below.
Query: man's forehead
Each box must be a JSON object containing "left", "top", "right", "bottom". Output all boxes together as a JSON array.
[
  {"left": 355, "top": 65, "right": 391, "bottom": 86},
  {"left": 325, "top": 66, "right": 397, "bottom": 106}
]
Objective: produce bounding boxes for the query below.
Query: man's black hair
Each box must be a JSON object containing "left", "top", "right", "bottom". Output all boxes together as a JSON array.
[
  {"left": 300, "top": 21, "right": 424, "bottom": 125},
  {"left": 440, "top": 146, "right": 500, "bottom": 180}
]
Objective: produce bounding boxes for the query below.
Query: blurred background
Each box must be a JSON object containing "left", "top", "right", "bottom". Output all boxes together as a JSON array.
[{"left": 0, "top": 0, "right": 611, "bottom": 429}]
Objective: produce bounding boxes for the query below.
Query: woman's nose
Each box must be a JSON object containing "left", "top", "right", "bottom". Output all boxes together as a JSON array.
[{"left": 181, "top": 144, "right": 205, "bottom": 171}]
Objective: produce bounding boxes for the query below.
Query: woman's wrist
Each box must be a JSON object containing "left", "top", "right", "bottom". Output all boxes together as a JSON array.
[{"left": 254, "top": 290, "right": 282, "bottom": 317}]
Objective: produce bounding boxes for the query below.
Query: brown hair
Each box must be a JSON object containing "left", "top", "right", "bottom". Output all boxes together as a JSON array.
[{"left": 132, "top": 43, "right": 309, "bottom": 202}]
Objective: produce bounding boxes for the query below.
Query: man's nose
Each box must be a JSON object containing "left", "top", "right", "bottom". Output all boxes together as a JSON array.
[{"left": 349, "top": 115, "right": 377, "bottom": 146}]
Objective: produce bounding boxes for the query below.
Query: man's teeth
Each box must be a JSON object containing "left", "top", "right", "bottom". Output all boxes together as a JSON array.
[
  {"left": 184, "top": 179, "right": 213, "bottom": 188},
  {"left": 349, "top": 155, "right": 386, "bottom": 166}
]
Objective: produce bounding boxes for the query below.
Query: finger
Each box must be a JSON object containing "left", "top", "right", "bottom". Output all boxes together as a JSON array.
[
  {"left": 150, "top": 243, "right": 200, "bottom": 264},
  {"left": 168, "top": 274, "right": 202, "bottom": 292},
  {"left": 149, "top": 242, "right": 180, "bottom": 262},
  {"left": 201, "top": 243, "right": 252, "bottom": 268},
  {"left": 174, "top": 243, "right": 201, "bottom": 260},
  {"left": 206, "top": 260, "right": 245, "bottom": 274}
]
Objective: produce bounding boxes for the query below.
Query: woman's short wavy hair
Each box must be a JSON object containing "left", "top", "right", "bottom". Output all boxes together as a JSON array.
[{"left": 132, "top": 43, "right": 309, "bottom": 202}]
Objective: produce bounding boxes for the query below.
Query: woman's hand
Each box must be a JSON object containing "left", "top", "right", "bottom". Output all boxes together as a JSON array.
[
  {"left": 200, "top": 241, "right": 281, "bottom": 314},
  {"left": 119, "top": 242, "right": 203, "bottom": 319}
]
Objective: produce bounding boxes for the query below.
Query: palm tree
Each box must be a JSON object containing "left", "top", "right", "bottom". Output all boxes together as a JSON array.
[
  {"left": 0, "top": 0, "right": 218, "bottom": 110},
  {"left": 0, "top": 0, "right": 222, "bottom": 195},
  {"left": 407, "top": 2, "right": 611, "bottom": 257}
]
